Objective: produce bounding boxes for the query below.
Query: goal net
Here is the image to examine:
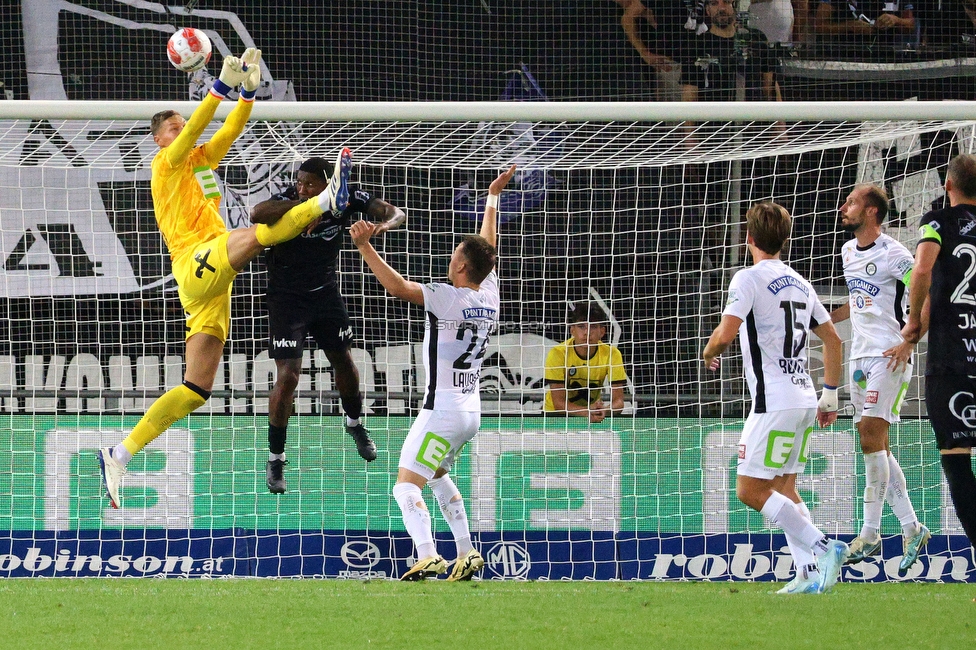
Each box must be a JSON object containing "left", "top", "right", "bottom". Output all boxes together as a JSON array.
[{"left": 0, "top": 102, "right": 973, "bottom": 581}]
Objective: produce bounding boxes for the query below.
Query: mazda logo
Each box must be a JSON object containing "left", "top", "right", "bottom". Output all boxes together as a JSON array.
[{"left": 340, "top": 541, "right": 381, "bottom": 569}]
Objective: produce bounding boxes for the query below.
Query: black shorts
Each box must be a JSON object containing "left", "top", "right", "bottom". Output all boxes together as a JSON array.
[
  {"left": 926, "top": 374, "right": 976, "bottom": 450},
  {"left": 267, "top": 286, "right": 353, "bottom": 359}
]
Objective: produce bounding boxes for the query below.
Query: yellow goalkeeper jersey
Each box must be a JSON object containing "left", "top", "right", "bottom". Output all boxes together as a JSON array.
[
  {"left": 543, "top": 338, "right": 628, "bottom": 411},
  {"left": 151, "top": 93, "right": 253, "bottom": 261}
]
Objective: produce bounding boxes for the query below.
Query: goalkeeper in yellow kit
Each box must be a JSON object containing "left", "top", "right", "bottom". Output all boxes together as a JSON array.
[{"left": 97, "top": 48, "right": 353, "bottom": 508}]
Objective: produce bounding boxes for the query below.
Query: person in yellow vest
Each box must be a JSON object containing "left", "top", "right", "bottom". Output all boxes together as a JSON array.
[
  {"left": 544, "top": 302, "right": 628, "bottom": 422},
  {"left": 97, "top": 48, "right": 353, "bottom": 509}
]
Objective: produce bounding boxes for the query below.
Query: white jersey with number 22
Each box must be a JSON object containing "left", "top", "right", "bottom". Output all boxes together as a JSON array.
[{"left": 419, "top": 271, "right": 499, "bottom": 412}]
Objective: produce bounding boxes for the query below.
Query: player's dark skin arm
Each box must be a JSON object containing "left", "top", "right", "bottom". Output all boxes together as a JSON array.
[{"left": 250, "top": 198, "right": 405, "bottom": 230}]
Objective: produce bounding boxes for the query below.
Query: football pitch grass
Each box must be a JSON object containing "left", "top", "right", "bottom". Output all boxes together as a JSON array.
[{"left": 0, "top": 580, "right": 973, "bottom": 649}]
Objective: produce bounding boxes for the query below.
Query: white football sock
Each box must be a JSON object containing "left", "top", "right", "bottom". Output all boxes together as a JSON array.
[
  {"left": 269, "top": 452, "right": 285, "bottom": 461},
  {"left": 393, "top": 482, "right": 436, "bottom": 560},
  {"left": 885, "top": 453, "right": 920, "bottom": 536},
  {"left": 112, "top": 443, "right": 132, "bottom": 466},
  {"left": 346, "top": 416, "right": 361, "bottom": 428},
  {"left": 761, "top": 490, "right": 829, "bottom": 555},
  {"left": 785, "top": 499, "right": 817, "bottom": 576},
  {"left": 429, "top": 475, "right": 473, "bottom": 556},
  {"left": 861, "top": 450, "right": 889, "bottom": 540}
]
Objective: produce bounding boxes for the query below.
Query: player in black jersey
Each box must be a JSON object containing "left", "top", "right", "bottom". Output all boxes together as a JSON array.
[
  {"left": 251, "top": 157, "right": 406, "bottom": 493},
  {"left": 902, "top": 153, "right": 976, "bottom": 550}
]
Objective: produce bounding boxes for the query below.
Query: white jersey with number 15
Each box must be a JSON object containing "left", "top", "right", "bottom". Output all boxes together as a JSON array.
[
  {"left": 723, "top": 259, "right": 830, "bottom": 414},
  {"left": 419, "top": 271, "right": 499, "bottom": 412}
]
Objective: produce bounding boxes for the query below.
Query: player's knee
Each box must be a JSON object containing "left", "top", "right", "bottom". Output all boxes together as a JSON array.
[
  {"left": 857, "top": 417, "right": 889, "bottom": 453},
  {"left": 326, "top": 349, "right": 357, "bottom": 375},
  {"left": 735, "top": 483, "right": 762, "bottom": 510},
  {"left": 274, "top": 365, "right": 301, "bottom": 392}
]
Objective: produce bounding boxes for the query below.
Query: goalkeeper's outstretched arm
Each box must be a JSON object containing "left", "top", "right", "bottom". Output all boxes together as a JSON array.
[
  {"left": 480, "top": 164, "right": 517, "bottom": 250},
  {"left": 206, "top": 48, "right": 262, "bottom": 165},
  {"left": 159, "top": 49, "right": 259, "bottom": 167}
]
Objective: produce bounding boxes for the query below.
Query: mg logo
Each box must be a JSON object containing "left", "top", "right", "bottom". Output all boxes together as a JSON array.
[
  {"left": 485, "top": 542, "right": 530, "bottom": 579},
  {"left": 340, "top": 541, "right": 380, "bottom": 569}
]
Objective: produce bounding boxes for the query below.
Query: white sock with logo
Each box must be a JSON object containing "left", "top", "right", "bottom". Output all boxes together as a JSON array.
[
  {"left": 429, "top": 475, "right": 473, "bottom": 556},
  {"left": 861, "top": 450, "right": 889, "bottom": 541},
  {"left": 393, "top": 482, "right": 437, "bottom": 560},
  {"left": 761, "top": 490, "right": 829, "bottom": 556},
  {"left": 785, "top": 500, "right": 818, "bottom": 578},
  {"left": 885, "top": 452, "right": 921, "bottom": 537}
]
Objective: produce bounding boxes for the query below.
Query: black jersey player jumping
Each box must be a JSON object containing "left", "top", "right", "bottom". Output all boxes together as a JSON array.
[{"left": 251, "top": 156, "right": 405, "bottom": 493}]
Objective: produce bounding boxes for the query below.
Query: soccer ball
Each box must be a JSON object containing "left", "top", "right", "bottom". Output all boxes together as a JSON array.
[{"left": 167, "top": 28, "right": 212, "bottom": 73}]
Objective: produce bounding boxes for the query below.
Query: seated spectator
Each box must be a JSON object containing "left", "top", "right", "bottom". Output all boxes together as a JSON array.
[
  {"left": 544, "top": 302, "right": 628, "bottom": 423},
  {"left": 813, "top": 0, "right": 918, "bottom": 59}
]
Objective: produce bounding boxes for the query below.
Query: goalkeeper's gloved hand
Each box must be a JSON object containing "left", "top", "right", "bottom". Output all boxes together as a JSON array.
[
  {"left": 817, "top": 384, "right": 838, "bottom": 414},
  {"left": 240, "top": 48, "right": 262, "bottom": 99},
  {"left": 212, "top": 54, "right": 249, "bottom": 97}
]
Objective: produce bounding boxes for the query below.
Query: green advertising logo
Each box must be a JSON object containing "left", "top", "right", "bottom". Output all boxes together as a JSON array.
[
  {"left": 416, "top": 432, "right": 451, "bottom": 471},
  {"left": 0, "top": 415, "right": 947, "bottom": 536}
]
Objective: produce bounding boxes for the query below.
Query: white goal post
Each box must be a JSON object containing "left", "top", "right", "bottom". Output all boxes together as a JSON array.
[
  {"left": 0, "top": 100, "right": 973, "bottom": 582},
  {"left": 5, "top": 100, "right": 976, "bottom": 121}
]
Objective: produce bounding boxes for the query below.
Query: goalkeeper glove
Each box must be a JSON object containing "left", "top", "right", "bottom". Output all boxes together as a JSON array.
[
  {"left": 212, "top": 54, "right": 249, "bottom": 97},
  {"left": 240, "top": 48, "right": 262, "bottom": 99},
  {"left": 818, "top": 384, "right": 838, "bottom": 413}
]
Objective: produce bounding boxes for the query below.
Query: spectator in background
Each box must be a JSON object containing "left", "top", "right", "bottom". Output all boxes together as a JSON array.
[
  {"left": 614, "top": 0, "right": 704, "bottom": 100},
  {"left": 544, "top": 302, "right": 628, "bottom": 423},
  {"left": 750, "top": 0, "right": 811, "bottom": 45},
  {"left": 813, "top": 0, "right": 918, "bottom": 59},
  {"left": 681, "top": 0, "right": 781, "bottom": 102},
  {"left": 915, "top": 0, "right": 976, "bottom": 52}
]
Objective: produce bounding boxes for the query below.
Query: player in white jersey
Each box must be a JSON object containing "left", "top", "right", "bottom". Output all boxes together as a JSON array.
[
  {"left": 830, "top": 184, "right": 929, "bottom": 572},
  {"left": 351, "top": 165, "right": 517, "bottom": 581},
  {"left": 703, "top": 202, "right": 849, "bottom": 594}
]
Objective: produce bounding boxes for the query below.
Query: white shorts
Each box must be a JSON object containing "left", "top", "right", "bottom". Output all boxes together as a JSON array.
[
  {"left": 737, "top": 408, "right": 816, "bottom": 480},
  {"left": 398, "top": 409, "right": 480, "bottom": 480},
  {"left": 850, "top": 356, "right": 911, "bottom": 425}
]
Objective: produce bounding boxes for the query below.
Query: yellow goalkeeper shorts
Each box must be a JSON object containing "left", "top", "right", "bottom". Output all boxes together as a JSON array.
[{"left": 171, "top": 231, "right": 236, "bottom": 342}]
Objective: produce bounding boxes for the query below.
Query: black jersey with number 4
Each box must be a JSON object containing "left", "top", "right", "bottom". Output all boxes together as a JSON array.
[
  {"left": 919, "top": 204, "right": 976, "bottom": 376},
  {"left": 265, "top": 186, "right": 377, "bottom": 297}
]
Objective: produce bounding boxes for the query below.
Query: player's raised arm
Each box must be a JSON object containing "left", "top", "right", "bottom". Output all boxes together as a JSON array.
[
  {"left": 480, "top": 164, "right": 517, "bottom": 249},
  {"left": 351, "top": 220, "right": 424, "bottom": 305},
  {"left": 159, "top": 51, "right": 254, "bottom": 166},
  {"left": 369, "top": 199, "right": 407, "bottom": 235},
  {"left": 205, "top": 49, "right": 262, "bottom": 165}
]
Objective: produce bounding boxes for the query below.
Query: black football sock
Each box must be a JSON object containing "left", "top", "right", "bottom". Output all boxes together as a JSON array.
[
  {"left": 941, "top": 454, "right": 976, "bottom": 547},
  {"left": 269, "top": 424, "right": 287, "bottom": 455},
  {"left": 341, "top": 392, "right": 364, "bottom": 422}
]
